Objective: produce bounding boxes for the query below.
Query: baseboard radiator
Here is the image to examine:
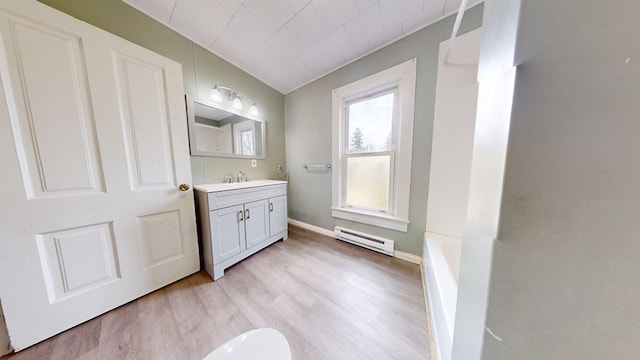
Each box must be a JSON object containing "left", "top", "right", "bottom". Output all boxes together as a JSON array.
[{"left": 334, "top": 226, "right": 394, "bottom": 256}]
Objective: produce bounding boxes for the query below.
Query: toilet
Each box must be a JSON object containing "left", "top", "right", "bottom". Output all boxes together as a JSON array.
[{"left": 203, "top": 328, "right": 292, "bottom": 360}]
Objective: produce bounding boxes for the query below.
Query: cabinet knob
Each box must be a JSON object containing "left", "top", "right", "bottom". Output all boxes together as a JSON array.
[{"left": 178, "top": 183, "right": 190, "bottom": 191}]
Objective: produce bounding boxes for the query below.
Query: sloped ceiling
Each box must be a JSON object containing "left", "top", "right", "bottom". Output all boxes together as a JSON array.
[{"left": 124, "top": 0, "right": 480, "bottom": 94}]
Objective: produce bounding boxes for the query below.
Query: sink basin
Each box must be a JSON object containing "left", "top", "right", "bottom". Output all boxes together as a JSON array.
[{"left": 194, "top": 180, "right": 287, "bottom": 193}]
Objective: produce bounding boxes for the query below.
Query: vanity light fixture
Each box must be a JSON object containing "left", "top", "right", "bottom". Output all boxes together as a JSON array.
[
  {"left": 249, "top": 103, "right": 258, "bottom": 116},
  {"left": 210, "top": 86, "right": 223, "bottom": 102},
  {"left": 232, "top": 94, "right": 243, "bottom": 110},
  {"left": 209, "top": 85, "right": 259, "bottom": 117}
]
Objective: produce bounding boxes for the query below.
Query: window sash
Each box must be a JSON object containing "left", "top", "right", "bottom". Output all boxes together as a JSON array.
[
  {"left": 344, "top": 88, "right": 397, "bottom": 155},
  {"left": 342, "top": 151, "right": 395, "bottom": 213}
]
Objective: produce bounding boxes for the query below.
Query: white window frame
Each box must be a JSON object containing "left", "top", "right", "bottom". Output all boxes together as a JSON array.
[{"left": 331, "top": 59, "right": 417, "bottom": 232}]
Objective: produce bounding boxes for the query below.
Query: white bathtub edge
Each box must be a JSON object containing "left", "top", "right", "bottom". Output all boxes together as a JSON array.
[{"left": 423, "top": 231, "right": 462, "bottom": 360}]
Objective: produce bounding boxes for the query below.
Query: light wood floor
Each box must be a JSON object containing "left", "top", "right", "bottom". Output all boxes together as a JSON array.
[{"left": 3, "top": 225, "right": 431, "bottom": 360}]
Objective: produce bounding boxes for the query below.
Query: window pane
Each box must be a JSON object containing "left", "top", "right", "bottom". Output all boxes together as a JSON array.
[
  {"left": 240, "top": 129, "right": 254, "bottom": 155},
  {"left": 346, "top": 154, "right": 390, "bottom": 211},
  {"left": 347, "top": 93, "right": 393, "bottom": 153}
]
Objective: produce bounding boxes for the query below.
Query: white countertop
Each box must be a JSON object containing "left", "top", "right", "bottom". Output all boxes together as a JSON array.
[{"left": 194, "top": 180, "right": 287, "bottom": 193}]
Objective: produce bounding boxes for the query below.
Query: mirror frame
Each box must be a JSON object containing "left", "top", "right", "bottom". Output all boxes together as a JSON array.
[{"left": 185, "top": 95, "right": 266, "bottom": 159}]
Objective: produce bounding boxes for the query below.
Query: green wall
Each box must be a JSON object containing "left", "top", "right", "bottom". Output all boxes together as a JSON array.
[
  {"left": 284, "top": 5, "right": 483, "bottom": 255},
  {"left": 39, "top": 0, "right": 483, "bottom": 256},
  {"left": 38, "top": 0, "right": 286, "bottom": 185}
]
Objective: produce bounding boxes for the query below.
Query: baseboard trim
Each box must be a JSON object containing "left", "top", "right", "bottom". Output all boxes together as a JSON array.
[
  {"left": 394, "top": 250, "right": 422, "bottom": 264},
  {"left": 288, "top": 218, "right": 422, "bottom": 264},
  {"left": 287, "top": 218, "right": 335, "bottom": 237}
]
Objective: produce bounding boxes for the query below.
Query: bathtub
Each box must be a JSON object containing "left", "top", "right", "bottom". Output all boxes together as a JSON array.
[{"left": 423, "top": 232, "right": 461, "bottom": 360}]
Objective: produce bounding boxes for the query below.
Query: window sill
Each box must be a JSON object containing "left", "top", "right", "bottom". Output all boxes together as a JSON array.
[{"left": 331, "top": 207, "right": 409, "bottom": 232}]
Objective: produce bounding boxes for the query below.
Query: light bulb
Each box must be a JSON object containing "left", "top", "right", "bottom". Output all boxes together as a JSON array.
[
  {"left": 232, "top": 95, "right": 243, "bottom": 110},
  {"left": 210, "top": 87, "right": 222, "bottom": 102},
  {"left": 249, "top": 103, "right": 258, "bottom": 116}
]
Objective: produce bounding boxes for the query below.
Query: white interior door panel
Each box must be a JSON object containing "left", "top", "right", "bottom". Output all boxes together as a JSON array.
[{"left": 0, "top": 0, "right": 198, "bottom": 350}]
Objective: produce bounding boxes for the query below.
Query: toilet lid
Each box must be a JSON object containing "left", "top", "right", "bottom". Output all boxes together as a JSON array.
[{"left": 203, "top": 328, "right": 292, "bottom": 360}]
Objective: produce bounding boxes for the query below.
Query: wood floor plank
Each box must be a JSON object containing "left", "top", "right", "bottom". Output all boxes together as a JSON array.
[
  {"left": 48, "top": 317, "right": 101, "bottom": 360},
  {"left": 96, "top": 296, "right": 142, "bottom": 359},
  {"left": 4, "top": 338, "right": 55, "bottom": 360},
  {"left": 2, "top": 225, "right": 431, "bottom": 360},
  {"left": 188, "top": 274, "right": 255, "bottom": 346},
  {"left": 136, "top": 288, "right": 191, "bottom": 359}
]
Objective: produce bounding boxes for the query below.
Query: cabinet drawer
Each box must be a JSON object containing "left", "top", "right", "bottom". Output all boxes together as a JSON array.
[{"left": 208, "top": 184, "right": 286, "bottom": 209}]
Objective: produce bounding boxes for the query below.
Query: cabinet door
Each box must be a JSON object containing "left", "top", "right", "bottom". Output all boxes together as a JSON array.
[
  {"left": 269, "top": 195, "right": 288, "bottom": 237},
  {"left": 244, "top": 199, "right": 270, "bottom": 249},
  {"left": 211, "top": 205, "right": 245, "bottom": 262}
]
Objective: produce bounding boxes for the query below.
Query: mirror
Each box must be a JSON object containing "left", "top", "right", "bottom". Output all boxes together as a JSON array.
[{"left": 186, "top": 95, "right": 265, "bottom": 158}]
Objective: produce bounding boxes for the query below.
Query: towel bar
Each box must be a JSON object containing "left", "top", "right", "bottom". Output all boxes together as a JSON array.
[{"left": 302, "top": 164, "right": 331, "bottom": 173}]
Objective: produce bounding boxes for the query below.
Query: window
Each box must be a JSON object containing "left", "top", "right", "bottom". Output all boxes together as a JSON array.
[
  {"left": 331, "top": 59, "right": 417, "bottom": 232},
  {"left": 345, "top": 91, "right": 395, "bottom": 212},
  {"left": 233, "top": 120, "right": 256, "bottom": 155}
]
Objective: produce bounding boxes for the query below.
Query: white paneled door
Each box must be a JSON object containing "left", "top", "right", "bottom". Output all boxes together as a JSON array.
[{"left": 0, "top": 1, "right": 198, "bottom": 351}]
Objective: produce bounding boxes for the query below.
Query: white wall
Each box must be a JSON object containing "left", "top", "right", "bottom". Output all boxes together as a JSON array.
[
  {"left": 481, "top": 0, "right": 640, "bottom": 358},
  {"left": 423, "top": 27, "right": 481, "bottom": 360},
  {"left": 454, "top": 0, "right": 640, "bottom": 359},
  {"left": 426, "top": 28, "right": 482, "bottom": 238},
  {"left": 452, "top": 0, "right": 520, "bottom": 358}
]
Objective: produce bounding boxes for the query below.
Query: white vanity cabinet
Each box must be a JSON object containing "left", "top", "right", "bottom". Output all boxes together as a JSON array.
[
  {"left": 269, "top": 195, "right": 287, "bottom": 237},
  {"left": 195, "top": 180, "right": 288, "bottom": 280}
]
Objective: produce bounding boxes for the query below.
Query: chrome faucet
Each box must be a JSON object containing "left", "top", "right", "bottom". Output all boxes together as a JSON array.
[{"left": 237, "top": 171, "right": 247, "bottom": 183}]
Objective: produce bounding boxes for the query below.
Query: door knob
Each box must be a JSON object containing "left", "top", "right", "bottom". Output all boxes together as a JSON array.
[{"left": 179, "top": 183, "right": 190, "bottom": 191}]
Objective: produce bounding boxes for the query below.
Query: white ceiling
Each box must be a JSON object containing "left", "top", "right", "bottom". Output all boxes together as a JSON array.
[{"left": 123, "top": 0, "right": 479, "bottom": 94}]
